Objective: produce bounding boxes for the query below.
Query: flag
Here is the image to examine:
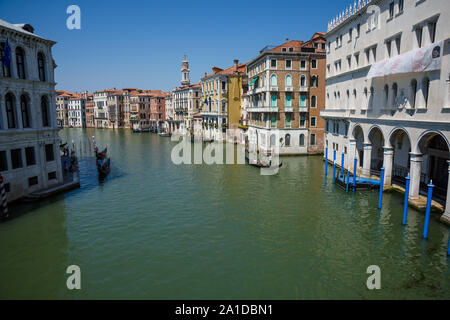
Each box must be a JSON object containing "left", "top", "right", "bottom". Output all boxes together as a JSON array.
[
  {"left": 204, "top": 98, "right": 208, "bottom": 105},
  {"left": 2, "top": 38, "right": 11, "bottom": 68}
]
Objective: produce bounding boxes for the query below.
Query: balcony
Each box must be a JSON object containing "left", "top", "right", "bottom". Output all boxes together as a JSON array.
[
  {"left": 299, "top": 106, "right": 308, "bottom": 112},
  {"left": 247, "top": 106, "right": 278, "bottom": 112},
  {"left": 285, "top": 106, "right": 293, "bottom": 112},
  {"left": 285, "top": 86, "right": 293, "bottom": 92},
  {"left": 299, "top": 86, "right": 309, "bottom": 92},
  {"left": 269, "top": 86, "right": 278, "bottom": 92}
]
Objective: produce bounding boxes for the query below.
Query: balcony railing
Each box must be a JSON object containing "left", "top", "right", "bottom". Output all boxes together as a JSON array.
[
  {"left": 285, "top": 86, "right": 293, "bottom": 92},
  {"left": 248, "top": 106, "right": 278, "bottom": 112},
  {"left": 299, "top": 106, "right": 308, "bottom": 112},
  {"left": 299, "top": 86, "right": 309, "bottom": 92}
]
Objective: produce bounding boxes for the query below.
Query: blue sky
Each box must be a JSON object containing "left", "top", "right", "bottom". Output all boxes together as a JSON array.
[{"left": 0, "top": 0, "right": 346, "bottom": 92}]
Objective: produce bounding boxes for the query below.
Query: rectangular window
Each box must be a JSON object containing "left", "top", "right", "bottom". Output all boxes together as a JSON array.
[
  {"left": 11, "top": 149, "right": 23, "bottom": 169},
  {"left": 395, "top": 37, "right": 401, "bottom": 55},
  {"left": 285, "top": 60, "right": 291, "bottom": 69},
  {"left": 0, "top": 151, "right": 7, "bottom": 172},
  {"left": 25, "top": 147, "right": 36, "bottom": 166},
  {"left": 389, "top": 2, "right": 394, "bottom": 18},
  {"left": 300, "top": 60, "right": 306, "bottom": 70},
  {"left": 300, "top": 95, "right": 306, "bottom": 107},
  {"left": 271, "top": 94, "right": 277, "bottom": 107},
  {"left": 386, "top": 40, "right": 392, "bottom": 58},
  {"left": 282, "top": 48, "right": 286, "bottom": 52},
  {"left": 357, "top": 24, "right": 360, "bottom": 37},
  {"left": 48, "top": 171, "right": 57, "bottom": 180},
  {"left": 310, "top": 134, "right": 316, "bottom": 146},
  {"left": 45, "top": 144, "right": 54, "bottom": 162},
  {"left": 289, "top": 47, "right": 294, "bottom": 52},
  {"left": 416, "top": 26, "right": 423, "bottom": 48},
  {"left": 399, "top": 0, "right": 404, "bottom": 12},
  {"left": 285, "top": 94, "right": 291, "bottom": 107},
  {"left": 270, "top": 114, "right": 276, "bottom": 127},
  {"left": 28, "top": 176, "right": 38, "bottom": 187},
  {"left": 355, "top": 53, "right": 359, "bottom": 67},
  {"left": 310, "top": 117, "right": 316, "bottom": 127},
  {"left": 271, "top": 59, "right": 276, "bottom": 68},
  {"left": 428, "top": 21, "right": 437, "bottom": 43},
  {"left": 300, "top": 114, "right": 306, "bottom": 127},
  {"left": 311, "top": 59, "right": 317, "bottom": 69},
  {"left": 285, "top": 114, "right": 291, "bottom": 127}
]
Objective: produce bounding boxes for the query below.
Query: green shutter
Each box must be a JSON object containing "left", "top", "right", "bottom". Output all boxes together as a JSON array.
[
  {"left": 300, "top": 95, "right": 306, "bottom": 107},
  {"left": 271, "top": 94, "right": 277, "bottom": 107}
]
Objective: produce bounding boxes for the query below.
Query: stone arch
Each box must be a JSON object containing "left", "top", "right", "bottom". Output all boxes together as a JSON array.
[
  {"left": 352, "top": 124, "right": 364, "bottom": 167},
  {"left": 368, "top": 126, "right": 385, "bottom": 172},
  {"left": 416, "top": 130, "right": 449, "bottom": 201},
  {"left": 388, "top": 127, "right": 412, "bottom": 185}
]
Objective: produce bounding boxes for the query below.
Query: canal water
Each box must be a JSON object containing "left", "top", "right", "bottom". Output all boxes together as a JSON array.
[{"left": 0, "top": 128, "right": 449, "bottom": 299}]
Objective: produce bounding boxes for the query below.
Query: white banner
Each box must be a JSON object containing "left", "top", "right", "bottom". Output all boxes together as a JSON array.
[{"left": 367, "top": 40, "right": 443, "bottom": 79}]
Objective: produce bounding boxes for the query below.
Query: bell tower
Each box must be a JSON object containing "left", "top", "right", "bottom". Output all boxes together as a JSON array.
[{"left": 181, "top": 55, "right": 190, "bottom": 86}]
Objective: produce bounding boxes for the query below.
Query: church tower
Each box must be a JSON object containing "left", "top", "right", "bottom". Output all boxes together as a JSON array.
[{"left": 181, "top": 55, "right": 190, "bottom": 86}]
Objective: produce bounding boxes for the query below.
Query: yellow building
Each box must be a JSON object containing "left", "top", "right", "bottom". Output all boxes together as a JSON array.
[{"left": 200, "top": 59, "right": 247, "bottom": 141}]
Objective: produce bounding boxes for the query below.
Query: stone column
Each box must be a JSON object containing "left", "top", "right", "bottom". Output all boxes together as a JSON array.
[
  {"left": 440, "top": 160, "right": 450, "bottom": 224},
  {"left": 383, "top": 147, "right": 394, "bottom": 187},
  {"left": 409, "top": 153, "right": 423, "bottom": 199},
  {"left": 348, "top": 139, "right": 356, "bottom": 172},
  {"left": 362, "top": 143, "right": 372, "bottom": 177}
]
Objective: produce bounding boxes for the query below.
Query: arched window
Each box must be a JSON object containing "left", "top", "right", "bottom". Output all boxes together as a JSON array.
[
  {"left": 285, "top": 74, "right": 292, "bottom": 87},
  {"left": 300, "top": 75, "right": 306, "bottom": 87},
  {"left": 270, "top": 134, "right": 276, "bottom": 146},
  {"left": 0, "top": 42, "right": 11, "bottom": 77},
  {"left": 369, "top": 87, "right": 374, "bottom": 109},
  {"left": 346, "top": 90, "right": 350, "bottom": 108},
  {"left": 299, "top": 134, "right": 305, "bottom": 146},
  {"left": 41, "top": 96, "right": 50, "bottom": 127},
  {"left": 311, "top": 95, "right": 317, "bottom": 108},
  {"left": 311, "top": 75, "right": 318, "bottom": 87},
  {"left": 285, "top": 134, "right": 291, "bottom": 146},
  {"left": 38, "top": 52, "right": 46, "bottom": 81},
  {"left": 16, "top": 47, "right": 26, "bottom": 79},
  {"left": 392, "top": 83, "right": 398, "bottom": 108},
  {"left": 5, "top": 93, "right": 16, "bottom": 129},
  {"left": 384, "top": 84, "right": 389, "bottom": 106},
  {"left": 410, "top": 79, "right": 417, "bottom": 108},
  {"left": 422, "top": 77, "right": 430, "bottom": 108},
  {"left": 270, "top": 74, "right": 277, "bottom": 87},
  {"left": 20, "top": 94, "right": 31, "bottom": 128}
]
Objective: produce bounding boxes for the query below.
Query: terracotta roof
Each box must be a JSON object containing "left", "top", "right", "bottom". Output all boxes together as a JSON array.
[{"left": 203, "top": 61, "right": 247, "bottom": 79}]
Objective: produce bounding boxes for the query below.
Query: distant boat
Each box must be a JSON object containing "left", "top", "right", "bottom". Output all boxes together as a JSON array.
[
  {"left": 158, "top": 132, "right": 171, "bottom": 137},
  {"left": 133, "top": 129, "right": 142, "bottom": 133}
]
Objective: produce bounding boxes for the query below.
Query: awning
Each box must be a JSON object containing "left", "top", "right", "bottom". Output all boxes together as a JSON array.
[
  {"left": 367, "top": 40, "right": 443, "bottom": 79},
  {"left": 249, "top": 76, "right": 259, "bottom": 86}
]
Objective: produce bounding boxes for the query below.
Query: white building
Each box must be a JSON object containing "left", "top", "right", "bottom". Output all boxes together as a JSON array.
[
  {"left": 0, "top": 19, "right": 63, "bottom": 201},
  {"left": 93, "top": 89, "right": 114, "bottom": 128},
  {"left": 321, "top": 0, "right": 450, "bottom": 223},
  {"left": 68, "top": 95, "right": 86, "bottom": 128}
]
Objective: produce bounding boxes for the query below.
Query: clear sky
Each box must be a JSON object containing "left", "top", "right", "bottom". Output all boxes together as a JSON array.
[{"left": 0, "top": 0, "right": 346, "bottom": 93}]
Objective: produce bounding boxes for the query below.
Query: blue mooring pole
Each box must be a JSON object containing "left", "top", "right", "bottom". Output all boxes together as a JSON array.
[
  {"left": 447, "top": 229, "right": 450, "bottom": 256},
  {"left": 346, "top": 169, "right": 350, "bottom": 193},
  {"left": 402, "top": 175, "right": 410, "bottom": 225},
  {"left": 353, "top": 157, "right": 357, "bottom": 192},
  {"left": 378, "top": 167, "right": 385, "bottom": 209},
  {"left": 340, "top": 152, "right": 344, "bottom": 177},
  {"left": 325, "top": 147, "right": 328, "bottom": 177},
  {"left": 423, "top": 181, "right": 435, "bottom": 239},
  {"left": 332, "top": 150, "right": 336, "bottom": 184}
]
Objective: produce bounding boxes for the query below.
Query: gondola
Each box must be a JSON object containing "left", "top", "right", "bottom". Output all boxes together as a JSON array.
[{"left": 95, "top": 147, "right": 111, "bottom": 176}]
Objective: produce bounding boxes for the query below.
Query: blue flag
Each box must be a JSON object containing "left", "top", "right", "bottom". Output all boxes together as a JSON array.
[
  {"left": 2, "top": 38, "right": 11, "bottom": 68},
  {"left": 204, "top": 98, "right": 208, "bottom": 105}
]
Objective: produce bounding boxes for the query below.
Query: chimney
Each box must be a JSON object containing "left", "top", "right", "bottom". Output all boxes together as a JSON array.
[
  {"left": 204, "top": 72, "right": 207, "bottom": 78},
  {"left": 286, "top": 38, "right": 289, "bottom": 43},
  {"left": 233, "top": 59, "right": 239, "bottom": 71}
]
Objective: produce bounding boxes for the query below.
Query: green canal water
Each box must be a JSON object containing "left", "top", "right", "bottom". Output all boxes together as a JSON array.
[{"left": 0, "top": 128, "right": 449, "bottom": 299}]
